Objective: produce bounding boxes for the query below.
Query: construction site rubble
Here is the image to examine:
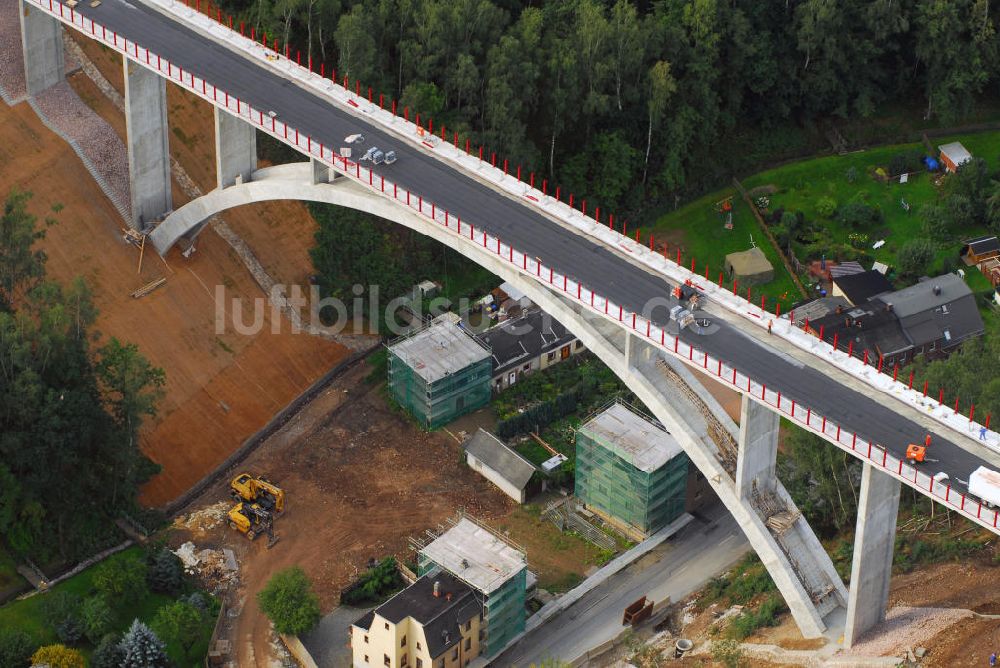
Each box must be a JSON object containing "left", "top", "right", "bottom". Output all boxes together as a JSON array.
[
  {"left": 172, "top": 500, "right": 231, "bottom": 537},
  {"left": 845, "top": 605, "right": 973, "bottom": 658},
  {"left": 173, "top": 541, "right": 239, "bottom": 593}
]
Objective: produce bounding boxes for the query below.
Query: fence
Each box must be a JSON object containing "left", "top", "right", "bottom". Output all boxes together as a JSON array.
[{"left": 31, "top": 0, "right": 1000, "bottom": 534}]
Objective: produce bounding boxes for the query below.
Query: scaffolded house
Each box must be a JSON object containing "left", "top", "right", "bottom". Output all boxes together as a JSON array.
[
  {"left": 415, "top": 517, "right": 528, "bottom": 659},
  {"left": 575, "top": 402, "right": 690, "bottom": 539},
  {"left": 387, "top": 317, "right": 492, "bottom": 429}
]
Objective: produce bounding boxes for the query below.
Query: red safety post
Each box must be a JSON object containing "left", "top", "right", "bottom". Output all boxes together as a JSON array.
[
  {"left": 517, "top": 165, "right": 521, "bottom": 181},
  {"left": 503, "top": 159, "right": 508, "bottom": 175},
  {"left": 893, "top": 364, "right": 899, "bottom": 382},
  {"left": 321, "top": 63, "right": 325, "bottom": 77},
  {"left": 530, "top": 173, "right": 535, "bottom": 188},
  {"left": 392, "top": 99, "right": 397, "bottom": 115},
  {"left": 492, "top": 152, "right": 497, "bottom": 167},
  {"left": 416, "top": 113, "right": 420, "bottom": 127},
  {"left": 863, "top": 350, "right": 869, "bottom": 366},
  {"left": 760, "top": 295, "right": 766, "bottom": 311},
  {"left": 556, "top": 186, "right": 561, "bottom": 201},
  {"left": 356, "top": 80, "right": 360, "bottom": 96},
  {"left": 954, "top": 396, "right": 960, "bottom": 414},
  {"left": 776, "top": 302, "right": 781, "bottom": 317},
  {"left": 923, "top": 380, "right": 929, "bottom": 397},
  {"left": 296, "top": 50, "right": 300, "bottom": 65},
  {"left": 848, "top": 340, "right": 854, "bottom": 358},
  {"left": 595, "top": 207, "right": 600, "bottom": 223},
  {"left": 987, "top": 414, "right": 992, "bottom": 430},
  {"left": 582, "top": 200, "right": 587, "bottom": 216},
  {"left": 693, "top": 258, "right": 697, "bottom": 273},
  {"left": 404, "top": 106, "right": 409, "bottom": 121},
  {"left": 718, "top": 272, "right": 723, "bottom": 287},
  {"left": 251, "top": 26, "right": 254, "bottom": 40},
  {"left": 908, "top": 371, "right": 914, "bottom": 389},
  {"left": 678, "top": 249, "right": 682, "bottom": 265},
  {"left": 746, "top": 286, "right": 751, "bottom": 301},
  {"left": 368, "top": 87, "right": 372, "bottom": 102},
  {"left": 569, "top": 194, "right": 574, "bottom": 208},
  {"left": 939, "top": 388, "right": 945, "bottom": 404},
  {"left": 428, "top": 118, "right": 433, "bottom": 134},
  {"left": 466, "top": 139, "right": 471, "bottom": 153},
  {"left": 819, "top": 324, "right": 824, "bottom": 340},
  {"left": 453, "top": 132, "right": 458, "bottom": 147},
  {"left": 970, "top": 403, "right": 976, "bottom": 424},
  {"left": 378, "top": 93, "right": 383, "bottom": 108}
]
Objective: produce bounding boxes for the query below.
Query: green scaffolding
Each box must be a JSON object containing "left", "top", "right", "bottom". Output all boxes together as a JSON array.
[
  {"left": 574, "top": 424, "right": 689, "bottom": 536},
  {"left": 387, "top": 348, "right": 491, "bottom": 429},
  {"left": 417, "top": 555, "right": 526, "bottom": 658}
]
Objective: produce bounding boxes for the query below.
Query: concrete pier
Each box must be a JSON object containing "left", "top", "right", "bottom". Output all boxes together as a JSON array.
[
  {"left": 19, "top": 0, "right": 64, "bottom": 95},
  {"left": 735, "top": 394, "right": 780, "bottom": 499},
  {"left": 124, "top": 58, "right": 172, "bottom": 229},
  {"left": 215, "top": 108, "right": 256, "bottom": 189},
  {"left": 844, "top": 463, "right": 901, "bottom": 647},
  {"left": 311, "top": 157, "right": 336, "bottom": 185}
]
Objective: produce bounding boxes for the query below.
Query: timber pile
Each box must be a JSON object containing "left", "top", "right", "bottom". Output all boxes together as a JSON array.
[
  {"left": 766, "top": 510, "right": 801, "bottom": 534},
  {"left": 131, "top": 277, "right": 166, "bottom": 299}
]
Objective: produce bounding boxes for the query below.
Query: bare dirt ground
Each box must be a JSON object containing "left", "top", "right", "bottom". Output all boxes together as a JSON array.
[
  {"left": 170, "top": 362, "right": 517, "bottom": 667},
  {"left": 1, "top": 32, "right": 351, "bottom": 505}
]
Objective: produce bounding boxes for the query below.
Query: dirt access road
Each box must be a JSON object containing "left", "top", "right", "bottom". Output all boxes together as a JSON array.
[{"left": 171, "top": 359, "right": 515, "bottom": 667}]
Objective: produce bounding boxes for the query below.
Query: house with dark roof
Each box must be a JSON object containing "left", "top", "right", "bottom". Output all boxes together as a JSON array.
[
  {"left": 464, "top": 429, "right": 536, "bottom": 503},
  {"left": 809, "top": 273, "right": 984, "bottom": 366},
  {"left": 831, "top": 270, "right": 893, "bottom": 306},
  {"left": 478, "top": 308, "right": 583, "bottom": 391},
  {"left": 350, "top": 572, "right": 483, "bottom": 668}
]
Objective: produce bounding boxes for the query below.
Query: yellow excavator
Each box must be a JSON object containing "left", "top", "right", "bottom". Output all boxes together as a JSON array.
[
  {"left": 229, "top": 473, "right": 285, "bottom": 513},
  {"left": 227, "top": 502, "right": 279, "bottom": 547}
]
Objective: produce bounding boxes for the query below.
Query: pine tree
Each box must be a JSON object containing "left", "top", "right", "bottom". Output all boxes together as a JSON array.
[{"left": 118, "top": 619, "right": 170, "bottom": 668}]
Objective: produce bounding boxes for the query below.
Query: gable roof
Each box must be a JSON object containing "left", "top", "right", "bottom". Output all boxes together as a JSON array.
[
  {"left": 833, "top": 270, "right": 894, "bottom": 305},
  {"left": 464, "top": 429, "right": 536, "bottom": 489},
  {"left": 811, "top": 303, "right": 912, "bottom": 356},
  {"left": 883, "top": 276, "right": 984, "bottom": 348},
  {"left": 963, "top": 235, "right": 1000, "bottom": 256},
  {"left": 479, "top": 309, "right": 576, "bottom": 375},
  {"left": 939, "top": 141, "right": 972, "bottom": 166},
  {"left": 354, "top": 572, "right": 481, "bottom": 659}
]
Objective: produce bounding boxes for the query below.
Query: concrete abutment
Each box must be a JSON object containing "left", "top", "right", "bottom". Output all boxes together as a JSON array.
[{"left": 124, "top": 57, "right": 171, "bottom": 229}]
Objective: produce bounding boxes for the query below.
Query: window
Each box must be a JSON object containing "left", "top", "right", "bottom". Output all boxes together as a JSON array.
[
  {"left": 365, "top": 636, "right": 369, "bottom": 644},
  {"left": 401, "top": 655, "right": 408, "bottom": 667},
  {"left": 547, "top": 351, "right": 556, "bottom": 362},
  {"left": 364, "top": 656, "right": 369, "bottom": 664},
  {"left": 465, "top": 621, "right": 472, "bottom": 632},
  {"left": 417, "top": 660, "right": 423, "bottom": 668},
  {"left": 464, "top": 638, "right": 471, "bottom": 651},
  {"left": 575, "top": 340, "right": 583, "bottom": 350},
  {"left": 522, "top": 363, "right": 530, "bottom": 371},
  {"left": 401, "top": 636, "right": 407, "bottom": 648},
  {"left": 452, "top": 648, "right": 458, "bottom": 661},
  {"left": 385, "top": 623, "right": 390, "bottom": 631},
  {"left": 384, "top": 654, "right": 391, "bottom": 667},
  {"left": 417, "top": 643, "right": 421, "bottom": 651}
]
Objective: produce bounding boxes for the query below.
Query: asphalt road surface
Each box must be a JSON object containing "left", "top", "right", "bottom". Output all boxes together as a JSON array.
[
  {"left": 67, "top": 0, "right": 998, "bottom": 492},
  {"left": 497, "top": 504, "right": 748, "bottom": 666}
]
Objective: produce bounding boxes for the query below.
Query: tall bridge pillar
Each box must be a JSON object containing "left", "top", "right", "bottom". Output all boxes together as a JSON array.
[
  {"left": 215, "top": 107, "right": 256, "bottom": 189},
  {"left": 18, "top": 0, "right": 65, "bottom": 95},
  {"left": 735, "top": 394, "right": 780, "bottom": 499},
  {"left": 124, "top": 58, "right": 172, "bottom": 229},
  {"left": 844, "top": 462, "right": 901, "bottom": 647}
]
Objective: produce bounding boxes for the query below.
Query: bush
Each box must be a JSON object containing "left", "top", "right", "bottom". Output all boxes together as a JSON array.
[
  {"left": 711, "top": 639, "right": 743, "bottom": 668},
  {"left": 80, "top": 595, "right": 116, "bottom": 644},
  {"left": 119, "top": 619, "right": 170, "bottom": 668},
  {"left": 0, "top": 628, "right": 36, "bottom": 668},
  {"left": 152, "top": 600, "right": 206, "bottom": 663},
  {"left": 148, "top": 548, "right": 183, "bottom": 595},
  {"left": 727, "top": 595, "right": 786, "bottom": 640},
  {"left": 41, "top": 591, "right": 81, "bottom": 629},
  {"left": 93, "top": 553, "right": 148, "bottom": 605},
  {"left": 30, "top": 644, "right": 86, "bottom": 668},
  {"left": 257, "top": 567, "right": 321, "bottom": 635},
  {"left": 815, "top": 196, "right": 837, "bottom": 217},
  {"left": 340, "top": 557, "right": 404, "bottom": 606},
  {"left": 838, "top": 201, "right": 883, "bottom": 229},
  {"left": 55, "top": 616, "right": 83, "bottom": 645},
  {"left": 898, "top": 238, "right": 935, "bottom": 277},
  {"left": 888, "top": 148, "right": 925, "bottom": 176},
  {"left": 91, "top": 633, "right": 124, "bottom": 668}
]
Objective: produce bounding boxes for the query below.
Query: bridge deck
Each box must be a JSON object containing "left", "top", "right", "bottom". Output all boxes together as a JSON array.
[{"left": 47, "top": 0, "right": 1000, "bottom": 516}]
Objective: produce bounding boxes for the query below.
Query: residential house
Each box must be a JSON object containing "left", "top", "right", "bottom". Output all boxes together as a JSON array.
[
  {"left": 962, "top": 236, "right": 1000, "bottom": 265},
  {"left": 350, "top": 572, "right": 483, "bottom": 668},
  {"left": 810, "top": 273, "right": 984, "bottom": 366},
  {"left": 478, "top": 308, "right": 583, "bottom": 391},
  {"left": 831, "top": 269, "right": 893, "bottom": 306}
]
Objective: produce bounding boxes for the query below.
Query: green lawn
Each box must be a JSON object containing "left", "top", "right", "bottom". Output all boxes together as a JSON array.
[
  {"left": 0, "top": 547, "right": 215, "bottom": 667},
  {"left": 740, "top": 131, "right": 1000, "bottom": 278},
  {"left": 647, "top": 130, "right": 1000, "bottom": 312},
  {"left": 644, "top": 189, "right": 801, "bottom": 308}
]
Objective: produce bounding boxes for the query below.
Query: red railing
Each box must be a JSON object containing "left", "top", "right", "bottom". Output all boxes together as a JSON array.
[{"left": 34, "top": 0, "right": 1000, "bottom": 535}]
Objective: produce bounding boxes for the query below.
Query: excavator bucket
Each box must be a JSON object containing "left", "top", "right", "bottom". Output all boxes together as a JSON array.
[{"left": 266, "top": 532, "right": 280, "bottom": 549}]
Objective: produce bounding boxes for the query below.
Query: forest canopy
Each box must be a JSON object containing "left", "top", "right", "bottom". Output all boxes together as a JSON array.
[{"left": 225, "top": 0, "right": 999, "bottom": 214}]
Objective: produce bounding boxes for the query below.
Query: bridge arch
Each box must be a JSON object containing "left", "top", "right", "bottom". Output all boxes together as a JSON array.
[{"left": 152, "top": 161, "right": 844, "bottom": 639}]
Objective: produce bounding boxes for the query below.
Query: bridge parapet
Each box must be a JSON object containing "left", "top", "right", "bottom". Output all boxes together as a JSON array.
[{"left": 31, "top": 0, "right": 1000, "bottom": 535}]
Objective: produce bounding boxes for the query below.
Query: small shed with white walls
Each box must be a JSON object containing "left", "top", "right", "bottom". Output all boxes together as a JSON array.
[{"left": 464, "top": 429, "right": 536, "bottom": 503}]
